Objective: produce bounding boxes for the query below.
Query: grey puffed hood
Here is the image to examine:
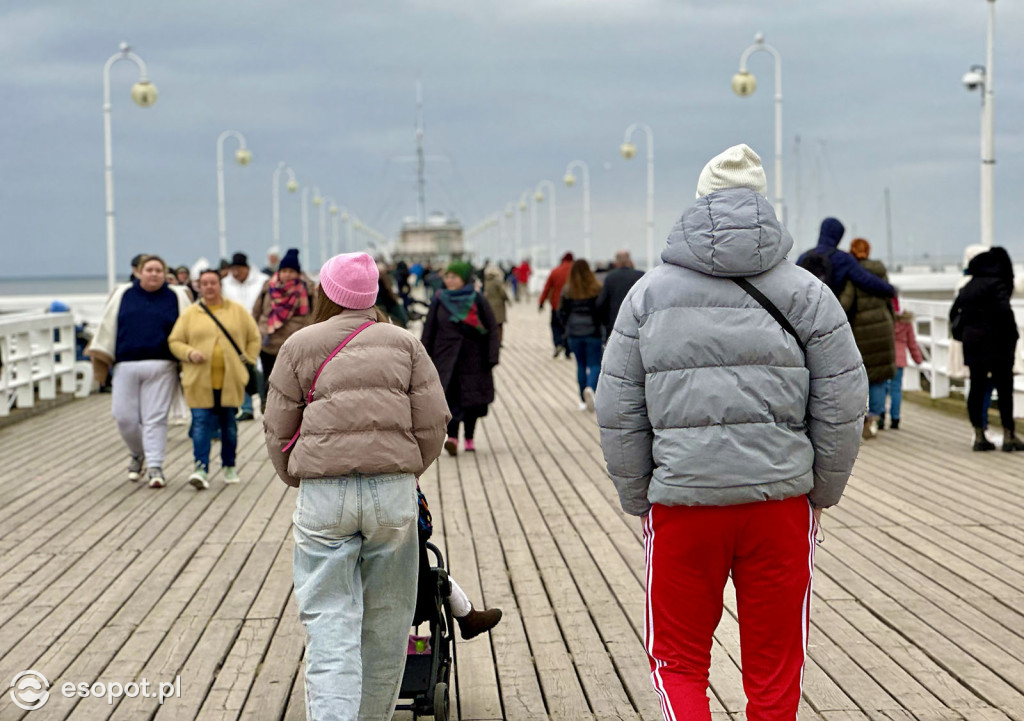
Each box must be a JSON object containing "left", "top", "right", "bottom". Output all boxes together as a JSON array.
[{"left": 661, "top": 187, "right": 793, "bottom": 277}]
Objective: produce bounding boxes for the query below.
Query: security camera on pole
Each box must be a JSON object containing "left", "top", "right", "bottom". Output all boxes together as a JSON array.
[{"left": 963, "top": 0, "right": 997, "bottom": 247}]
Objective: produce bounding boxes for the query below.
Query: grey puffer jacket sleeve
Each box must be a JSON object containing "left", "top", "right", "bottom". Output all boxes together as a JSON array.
[{"left": 595, "top": 284, "right": 654, "bottom": 516}]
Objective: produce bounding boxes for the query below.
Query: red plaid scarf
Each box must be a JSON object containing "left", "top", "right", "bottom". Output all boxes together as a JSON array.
[{"left": 266, "top": 275, "right": 310, "bottom": 334}]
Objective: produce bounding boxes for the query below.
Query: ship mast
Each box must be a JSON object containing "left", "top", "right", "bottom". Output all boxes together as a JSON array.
[{"left": 416, "top": 81, "right": 426, "bottom": 227}]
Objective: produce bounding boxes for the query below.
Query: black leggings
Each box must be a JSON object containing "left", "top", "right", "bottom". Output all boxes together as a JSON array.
[
  {"left": 447, "top": 410, "right": 480, "bottom": 440},
  {"left": 968, "top": 362, "right": 1014, "bottom": 430}
]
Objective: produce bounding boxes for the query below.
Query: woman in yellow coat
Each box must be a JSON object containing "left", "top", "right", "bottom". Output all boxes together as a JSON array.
[{"left": 169, "top": 269, "right": 260, "bottom": 489}]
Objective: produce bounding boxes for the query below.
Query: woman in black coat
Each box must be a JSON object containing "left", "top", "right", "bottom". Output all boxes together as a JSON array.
[
  {"left": 422, "top": 260, "right": 500, "bottom": 455},
  {"left": 950, "top": 246, "right": 1024, "bottom": 451}
]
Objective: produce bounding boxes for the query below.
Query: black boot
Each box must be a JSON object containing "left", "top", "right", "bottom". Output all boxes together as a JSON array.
[
  {"left": 456, "top": 607, "right": 503, "bottom": 640},
  {"left": 890, "top": 418, "right": 900, "bottom": 430},
  {"left": 973, "top": 427, "right": 996, "bottom": 451},
  {"left": 877, "top": 413, "right": 886, "bottom": 431},
  {"left": 1002, "top": 428, "right": 1024, "bottom": 452}
]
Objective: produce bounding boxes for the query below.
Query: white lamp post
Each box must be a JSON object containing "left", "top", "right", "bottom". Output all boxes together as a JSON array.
[
  {"left": 272, "top": 162, "right": 298, "bottom": 254},
  {"left": 517, "top": 189, "right": 533, "bottom": 262},
  {"left": 301, "top": 186, "right": 313, "bottom": 264},
  {"left": 216, "top": 130, "right": 251, "bottom": 262},
  {"left": 323, "top": 197, "right": 340, "bottom": 255},
  {"left": 103, "top": 42, "right": 157, "bottom": 293},
  {"left": 620, "top": 123, "right": 654, "bottom": 270},
  {"left": 564, "top": 160, "right": 591, "bottom": 260},
  {"left": 733, "top": 33, "right": 784, "bottom": 219},
  {"left": 312, "top": 187, "right": 327, "bottom": 266},
  {"left": 534, "top": 180, "right": 557, "bottom": 268},
  {"left": 963, "top": 0, "right": 997, "bottom": 247},
  {"left": 502, "top": 204, "right": 514, "bottom": 262},
  {"left": 339, "top": 209, "right": 354, "bottom": 253}
]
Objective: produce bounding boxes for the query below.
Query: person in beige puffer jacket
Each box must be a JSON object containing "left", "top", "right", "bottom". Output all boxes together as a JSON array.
[{"left": 263, "top": 252, "right": 450, "bottom": 720}]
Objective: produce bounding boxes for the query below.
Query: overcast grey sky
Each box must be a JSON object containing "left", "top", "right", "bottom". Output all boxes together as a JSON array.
[{"left": 2, "top": 0, "right": 1022, "bottom": 276}]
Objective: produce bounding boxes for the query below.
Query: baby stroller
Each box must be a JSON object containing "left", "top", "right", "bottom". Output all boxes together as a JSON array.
[{"left": 395, "top": 540, "right": 454, "bottom": 720}]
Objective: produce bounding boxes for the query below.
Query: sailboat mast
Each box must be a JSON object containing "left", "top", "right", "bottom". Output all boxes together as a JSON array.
[
  {"left": 416, "top": 82, "right": 426, "bottom": 227},
  {"left": 884, "top": 187, "right": 893, "bottom": 269}
]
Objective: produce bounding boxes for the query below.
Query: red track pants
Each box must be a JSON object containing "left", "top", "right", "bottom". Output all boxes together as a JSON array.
[{"left": 643, "top": 496, "right": 817, "bottom": 721}]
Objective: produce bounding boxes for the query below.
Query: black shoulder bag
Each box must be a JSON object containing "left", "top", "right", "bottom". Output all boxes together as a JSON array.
[
  {"left": 731, "top": 278, "right": 806, "bottom": 354},
  {"left": 199, "top": 302, "right": 259, "bottom": 395}
]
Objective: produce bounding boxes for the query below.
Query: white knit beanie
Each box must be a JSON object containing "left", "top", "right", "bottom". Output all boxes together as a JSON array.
[{"left": 695, "top": 144, "right": 767, "bottom": 199}]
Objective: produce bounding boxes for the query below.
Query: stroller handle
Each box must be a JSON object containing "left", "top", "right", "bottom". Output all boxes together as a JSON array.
[{"left": 424, "top": 541, "right": 446, "bottom": 572}]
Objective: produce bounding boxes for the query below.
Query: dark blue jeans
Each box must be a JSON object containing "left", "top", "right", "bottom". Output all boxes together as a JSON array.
[
  {"left": 551, "top": 310, "right": 568, "bottom": 353},
  {"left": 191, "top": 390, "right": 237, "bottom": 471},
  {"left": 568, "top": 336, "right": 603, "bottom": 400}
]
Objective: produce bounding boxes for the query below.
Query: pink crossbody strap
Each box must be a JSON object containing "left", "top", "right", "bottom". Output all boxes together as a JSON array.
[{"left": 281, "top": 320, "right": 375, "bottom": 453}]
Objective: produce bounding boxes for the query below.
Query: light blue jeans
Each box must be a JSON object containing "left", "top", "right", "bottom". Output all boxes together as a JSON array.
[{"left": 292, "top": 473, "right": 419, "bottom": 721}]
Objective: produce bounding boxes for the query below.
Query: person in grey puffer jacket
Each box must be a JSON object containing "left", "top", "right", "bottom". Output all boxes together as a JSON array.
[{"left": 596, "top": 144, "right": 866, "bottom": 720}]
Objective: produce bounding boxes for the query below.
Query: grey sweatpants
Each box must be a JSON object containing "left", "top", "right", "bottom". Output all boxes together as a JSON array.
[{"left": 111, "top": 359, "right": 178, "bottom": 467}]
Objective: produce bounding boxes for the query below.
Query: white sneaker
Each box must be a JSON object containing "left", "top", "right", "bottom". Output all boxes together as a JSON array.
[
  {"left": 189, "top": 463, "right": 209, "bottom": 490},
  {"left": 222, "top": 466, "right": 239, "bottom": 484},
  {"left": 583, "top": 387, "right": 595, "bottom": 412},
  {"left": 147, "top": 467, "right": 165, "bottom": 489},
  {"left": 578, "top": 401, "right": 588, "bottom": 411},
  {"left": 128, "top": 455, "right": 145, "bottom": 482}
]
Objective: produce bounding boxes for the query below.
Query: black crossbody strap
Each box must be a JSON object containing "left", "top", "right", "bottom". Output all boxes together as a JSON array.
[
  {"left": 731, "top": 278, "right": 806, "bottom": 354},
  {"left": 199, "top": 302, "right": 245, "bottom": 360}
]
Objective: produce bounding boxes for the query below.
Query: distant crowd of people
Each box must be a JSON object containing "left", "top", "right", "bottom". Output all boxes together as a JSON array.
[{"left": 79, "top": 142, "right": 1023, "bottom": 721}]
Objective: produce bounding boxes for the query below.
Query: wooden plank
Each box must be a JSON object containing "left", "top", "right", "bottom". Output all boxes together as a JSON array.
[{"left": 436, "top": 445, "right": 504, "bottom": 720}]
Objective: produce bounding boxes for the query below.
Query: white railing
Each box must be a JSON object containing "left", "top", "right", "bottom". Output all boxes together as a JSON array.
[
  {"left": 901, "top": 298, "right": 1024, "bottom": 416},
  {"left": 0, "top": 312, "right": 90, "bottom": 417}
]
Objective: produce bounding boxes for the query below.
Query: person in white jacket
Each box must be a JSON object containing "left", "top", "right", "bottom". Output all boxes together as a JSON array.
[{"left": 221, "top": 252, "right": 267, "bottom": 420}]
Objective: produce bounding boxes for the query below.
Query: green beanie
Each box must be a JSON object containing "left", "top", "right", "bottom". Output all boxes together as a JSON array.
[{"left": 446, "top": 260, "right": 473, "bottom": 283}]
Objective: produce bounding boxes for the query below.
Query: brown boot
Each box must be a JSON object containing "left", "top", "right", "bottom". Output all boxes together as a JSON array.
[{"left": 456, "top": 607, "right": 502, "bottom": 640}]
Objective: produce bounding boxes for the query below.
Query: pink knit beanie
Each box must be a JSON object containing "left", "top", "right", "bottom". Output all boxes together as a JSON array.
[{"left": 318, "top": 253, "right": 379, "bottom": 310}]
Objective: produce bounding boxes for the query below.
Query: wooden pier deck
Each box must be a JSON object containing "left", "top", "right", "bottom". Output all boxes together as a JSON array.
[{"left": 1, "top": 302, "right": 1023, "bottom": 720}]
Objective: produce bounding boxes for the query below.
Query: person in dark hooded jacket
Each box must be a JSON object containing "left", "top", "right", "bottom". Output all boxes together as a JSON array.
[
  {"left": 949, "top": 246, "right": 1024, "bottom": 451},
  {"left": 839, "top": 237, "right": 895, "bottom": 439},
  {"left": 797, "top": 218, "right": 897, "bottom": 299},
  {"left": 422, "top": 260, "right": 500, "bottom": 455}
]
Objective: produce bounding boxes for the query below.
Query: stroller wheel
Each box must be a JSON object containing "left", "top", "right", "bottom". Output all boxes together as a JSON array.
[{"left": 434, "top": 681, "right": 450, "bottom": 720}]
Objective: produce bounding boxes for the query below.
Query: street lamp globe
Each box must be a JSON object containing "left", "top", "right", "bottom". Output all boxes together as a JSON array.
[
  {"left": 130, "top": 80, "right": 158, "bottom": 107},
  {"left": 519, "top": 200, "right": 527, "bottom": 211},
  {"left": 235, "top": 148, "right": 252, "bottom": 166},
  {"left": 340, "top": 210, "right": 350, "bottom": 221},
  {"left": 286, "top": 179, "right": 299, "bottom": 193},
  {"left": 731, "top": 71, "right": 756, "bottom": 97},
  {"left": 504, "top": 208, "right": 513, "bottom": 218},
  {"left": 620, "top": 142, "right": 637, "bottom": 160},
  {"left": 329, "top": 203, "right": 339, "bottom": 215},
  {"left": 313, "top": 194, "right": 323, "bottom": 206},
  {"left": 564, "top": 173, "right": 576, "bottom": 187},
  {"left": 534, "top": 191, "right": 545, "bottom": 203}
]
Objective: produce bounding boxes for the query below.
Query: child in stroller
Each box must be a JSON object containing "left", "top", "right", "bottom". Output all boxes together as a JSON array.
[{"left": 397, "top": 485, "right": 502, "bottom": 719}]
